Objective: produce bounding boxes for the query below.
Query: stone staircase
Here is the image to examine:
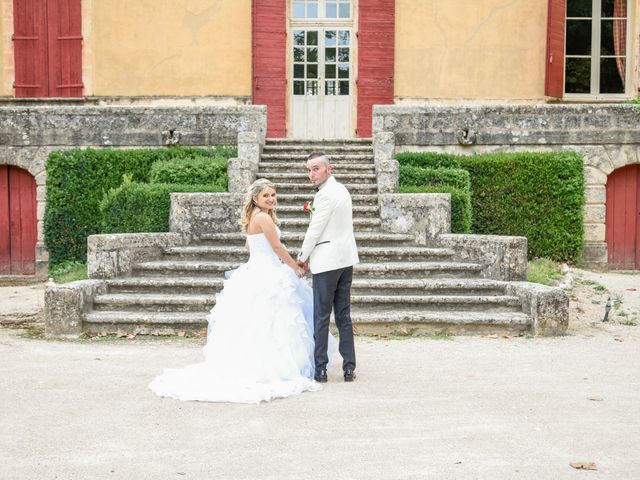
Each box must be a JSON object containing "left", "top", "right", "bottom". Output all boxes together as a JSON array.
[{"left": 83, "top": 138, "right": 532, "bottom": 336}]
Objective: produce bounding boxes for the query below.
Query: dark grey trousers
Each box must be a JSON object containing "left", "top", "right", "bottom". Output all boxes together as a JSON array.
[{"left": 312, "top": 266, "right": 356, "bottom": 372}]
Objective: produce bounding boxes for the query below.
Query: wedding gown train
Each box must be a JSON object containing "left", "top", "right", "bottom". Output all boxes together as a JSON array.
[{"left": 149, "top": 231, "right": 335, "bottom": 403}]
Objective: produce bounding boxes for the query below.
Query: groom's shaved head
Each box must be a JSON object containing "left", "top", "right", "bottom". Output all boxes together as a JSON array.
[{"left": 307, "top": 151, "right": 330, "bottom": 166}]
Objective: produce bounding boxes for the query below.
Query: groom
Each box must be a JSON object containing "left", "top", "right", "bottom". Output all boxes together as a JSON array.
[{"left": 297, "top": 152, "right": 359, "bottom": 382}]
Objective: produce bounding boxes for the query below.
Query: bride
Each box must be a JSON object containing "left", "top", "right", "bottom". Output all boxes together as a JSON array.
[{"left": 149, "top": 178, "right": 333, "bottom": 403}]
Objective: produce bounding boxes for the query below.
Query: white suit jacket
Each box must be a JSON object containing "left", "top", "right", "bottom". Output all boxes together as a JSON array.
[{"left": 298, "top": 176, "right": 359, "bottom": 274}]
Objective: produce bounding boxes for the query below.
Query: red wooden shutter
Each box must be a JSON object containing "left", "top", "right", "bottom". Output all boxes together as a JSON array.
[
  {"left": 253, "top": 0, "right": 287, "bottom": 137},
  {"left": 47, "top": 0, "right": 83, "bottom": 97},
  {"left": 12, "top": 0, "right": 48, "bottom": 97},
  {"left": 0, "top": 166, "right": 10, "bottom": 275},
  {"left": 545, "top": 0, "right": 566, "bottom": 98},
  {"left": 357, "top": 0, "right": 395, "bottom": 138}
]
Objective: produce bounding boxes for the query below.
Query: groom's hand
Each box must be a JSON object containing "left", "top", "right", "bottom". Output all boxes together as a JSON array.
[{"left": 297, "top": 260, "right": 309, "bottom": 273}]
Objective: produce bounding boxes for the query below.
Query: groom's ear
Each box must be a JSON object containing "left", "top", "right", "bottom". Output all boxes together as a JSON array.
[{"left": 327, "top": 164, "right": 332, "bottom": 175}]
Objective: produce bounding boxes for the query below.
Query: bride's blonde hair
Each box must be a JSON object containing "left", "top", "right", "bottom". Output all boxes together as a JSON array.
[{"left": 240, "top": 178, "right": 280, "bottom": 233}]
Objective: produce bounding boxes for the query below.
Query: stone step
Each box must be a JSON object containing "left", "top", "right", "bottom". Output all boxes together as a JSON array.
[
  {"left": 106, "top": 277, "right": 223, "bottom": 295},
  {"left": 272, "top": 182, "right": 378, "bottom": 194},
  {"left": 93, "top": 293, "right": 214, "bottom": 313},
  {"left": 83, "top": 310, "right": 531, "bottom": 337},
  {"left": 351, "top": 295, "right": 522, "bottom": 313},
  {"left": 354, "top": 262, "right": 483, "bottom": 279},
  {"left": 276, "top": 205, "right": 379, "bottom": 218},
  {"left": 84, "top": 311, "right": 206, "bottom": 335},
  {"left": 350, "top": 311, "right": 531, "bottom": 336},
  {"left": 133, "top": 260, "right": 237, "bottom": 277},
  {"left": 261, "top": 153, "right": 374, "bottom": 162},
  {"left": 161, "top": 245, "right": 454, "bottom": 262},
  {"left": 350, "top": 278, "right": 508, "bottom": 296},
  {"left": 259, "top": 162, "right": 376, "bottom": 172},
  {"left": 269, "top": 193, "right": 379, "bottom": 206},
  {"left": 194, "top": 231, "right": 416, "bottom": 246},
  {"left": 278, "top": 217, "right": 381, "bottom": 231},
  {"left": 259, "top": 172, "right": 377, "bottom": 184},
  {"left": 263, "top": 145, "right": 373, "bottom": 153}
]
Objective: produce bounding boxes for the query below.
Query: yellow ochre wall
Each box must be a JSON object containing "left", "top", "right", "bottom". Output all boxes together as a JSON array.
[
  {"left": 88, "top": 0, "right": 252, "bottom": 97},
  {"left": 394, "top": 0, "right": 548, "bottom": 100}
]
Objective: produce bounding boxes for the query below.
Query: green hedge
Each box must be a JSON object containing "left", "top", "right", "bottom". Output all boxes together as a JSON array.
[
  {"left": 45, "top": 146, "right": 234, "bottom": 266},
  {"left": 397, "top": 185, "right": 472, "bottom": 233},
  {"left": 396, "top": 152, "right": 461, "bottom": 169},
  {"left": 100, "top": 179, "right": 225, "bottom": 233},
  {"left": 399, "top": 165, "right": 471, "bottom": 192},
  {"left": 149, "top": 156, "right": 228, "bottom": 188},
  {"left": 457, "top": 152, "right": 584, "bottom": 262}
]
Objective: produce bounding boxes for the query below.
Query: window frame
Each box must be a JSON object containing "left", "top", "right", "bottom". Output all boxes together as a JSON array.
[{"left": 564, "top": 0, "right": 632, "bottom": 99}]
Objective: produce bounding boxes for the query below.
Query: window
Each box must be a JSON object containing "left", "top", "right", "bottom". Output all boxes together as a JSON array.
[
  {"left": 564, "top": 0, "right": 629, "bottom": 96},
  {"left": 292, "top": 0, "right": 352, "bottom": 20}
]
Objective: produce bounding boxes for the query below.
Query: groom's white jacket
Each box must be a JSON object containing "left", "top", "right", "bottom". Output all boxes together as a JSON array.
[{"left": 298, "top": 176, "right": 359, "bottom": 274}]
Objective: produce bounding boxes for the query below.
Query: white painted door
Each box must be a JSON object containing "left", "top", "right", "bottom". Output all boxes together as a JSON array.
[{"left": 290, "top": 27, "right": 354, "bottom": 139}]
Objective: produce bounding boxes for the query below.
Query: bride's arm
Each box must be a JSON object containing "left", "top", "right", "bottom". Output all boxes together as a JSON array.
[{"left": 255, "top": 213, "right": 304, "bottom": 276}]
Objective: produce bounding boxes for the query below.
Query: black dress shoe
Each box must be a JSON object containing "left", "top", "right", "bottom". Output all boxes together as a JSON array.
[
  {"left": 344, "top": 369, "right": 356, "bottom": 382},
  {"left": 314, "top": 369, "right": 327, "bottom": 383}
]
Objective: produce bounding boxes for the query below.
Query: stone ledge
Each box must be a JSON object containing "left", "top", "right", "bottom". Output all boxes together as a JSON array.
[
  {"left": 504, "top": 282, "right": 569, "bottom": 336},
  {"left": 44, "top": 279, "right": 106, "bottom": 338},
  {"left": 439, "top": 234, "right": 528, "bottom": 281},
  {"left": 170, "top": 192, "right": 244, "bottom": 237},
  {"left": 379, "top": 193, "right": 451, "bottom": 244}
]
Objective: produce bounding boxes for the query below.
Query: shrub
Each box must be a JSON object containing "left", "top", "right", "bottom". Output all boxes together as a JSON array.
[
  {"left": 399, "top": 166, "right": 471, "bottom": 192},
  {"left": 397, "top": 185, "right": 472, "bottom": 233},
  {"left": 45, "top": 146, "right": 233, "bottom": 266},
  {"left": 100, "top": 179, "right": 225, "bottom": 233},
  {"left": 149, "top": 156, "right": 228, "bottom": 188},
  {"left": 457, "top": 152, "right": 584, "bottom": 262},
  {"left": 396, "top": 152, "right": 461, "bottom": 169}
]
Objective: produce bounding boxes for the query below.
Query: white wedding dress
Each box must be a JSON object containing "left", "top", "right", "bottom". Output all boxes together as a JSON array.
[{"left": 149, "top": 230, "right": 334, "bottom": 403}]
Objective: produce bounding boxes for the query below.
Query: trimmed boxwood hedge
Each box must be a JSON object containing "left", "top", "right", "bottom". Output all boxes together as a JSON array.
[
  {"left": 397, "top": 185, "right": 472, "bottom": 233},
  {"left": 395, "top": 151, "right": 585, "bottom": 262},
  {"left": 149, "top": 156, "right": 228, "bottom": 188},
  {"left": 399, "top": 165, "right": 471, "bottom": 192},
  {"left": 45, "top": 146, "right": 234, "bottom": 266},
  {"left": 100, "top": 179, "right": 225, "bottom": 233}
]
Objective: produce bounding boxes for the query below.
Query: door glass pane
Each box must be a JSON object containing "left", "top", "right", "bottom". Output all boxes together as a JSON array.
[
  {"left": 338, "top": 64, "right": 349, "bottom": 78},
  {"left": 293, "top": 48, "right": 305, "bottom": 62},
  {"left": 294, "top": 81, "right": 305, "bottom": 95},
  {"left": 326, "top": 80, "right": 336, "bottom": 95},
  {"left": 338, "top": 48, "right": 350, "bottom": 62},
  {"left": 566, "top": 20, "right": 592, "bottom": 55},
  {"left": 307, "top": 47, "right": 318, "bottom": 62},
  {"left": 307, "top": 64, "right": 318, "bottom": 79},
  {"left": 294, "top": 64, "right": 305, "bottom": 79},
  {"left": 339, "top": 3, "right": 351, "bottom": 18},
  {"left": 307, "top": 31, "right": 318, "bottom": 46},
  {"left": 567, "top": 0, "right": 592, "bottom": 17},
  {"left": 326, "top": 2, "right": 337, "bottom": 18},
  {"left": 293, "top": 30, "right": 305, "bottom": 46},
  {"left": 325, "top": 64, "right": 336, "bottom": 78},
  {"left": 325, "top": 31, "right": 337, "bottom": 47},
  {"left": 293, "top": 2, "right": 305, "bottom": 19},
  {"left": 325, "top": 48, "right": 336, "bottom": 62},
  {"left": 600, "top": 57, "right": 625, "bottom": 93},
  {"left": 338, "top": 31, "right": 350, "bottom": 46},
  {"left": 339, "top": 81, "right": 349, "bottom": 95},
  {"left": 306, "top": 81, "right": 319, "bottom": 95},
  {"left": 565, "top": 58, "right": 591, "bottom": 93}
]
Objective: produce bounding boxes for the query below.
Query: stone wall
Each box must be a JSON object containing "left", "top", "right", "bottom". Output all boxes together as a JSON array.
[
  {"left": 373, "top": 104, "right": 640, "bottom": 267},
  {"left": 0, "top": 105, "right": 266, "bottom": 277}
]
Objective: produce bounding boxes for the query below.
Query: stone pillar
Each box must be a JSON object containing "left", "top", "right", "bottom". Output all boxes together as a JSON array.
[
  {"left": 379, "top": 193, "right": 451, "bottom": 245},
  {"left": 374, "top": 131, "right": 399, "bottom": 194},
  {"left": 228, "top": 131, "right": 262, "bottom": 193},
  {"left": 44, "top": 279, "right": 106, "bottom": 338}
]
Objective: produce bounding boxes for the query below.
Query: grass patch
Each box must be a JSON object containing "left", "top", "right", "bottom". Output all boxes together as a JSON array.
[
  {"left": 49, "top": 261, "right": 87, "bottom": 284},
  {"left": 527, "top": 258, "right": 563, "bottom": 286}
]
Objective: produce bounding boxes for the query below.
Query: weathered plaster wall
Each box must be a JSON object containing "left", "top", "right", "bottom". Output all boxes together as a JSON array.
[
  {"left": 395, "top": 0, "right": 548, "bottom": 100},
  {"left": 90, "top": 0, "right": 251, "bottom": 97}
]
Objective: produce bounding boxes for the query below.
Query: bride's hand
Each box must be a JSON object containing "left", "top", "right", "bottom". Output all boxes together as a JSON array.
[{"left": 295, "top": 267, "right": 306, "bottom": 278}]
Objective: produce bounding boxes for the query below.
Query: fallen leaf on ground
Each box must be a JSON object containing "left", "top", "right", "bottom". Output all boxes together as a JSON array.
[
  {"left": 587, "top": 396, "right": 604, "bottom": 401},
  {"left": 484, "top": 334, "right": 498, "bottom": 339},
  {"left": 126, "top": 334, "right": 136, "bottom": 339},
  {"left": 627, "top": 288, "right": 636, "bottom": 291},
  {"left": 98, "top": 331, "right": 107, "bottom": 337},
  {"left": 500, "top": 334, "right": 510, "bottom": 339},
  {"left": 116, "top": 330, "right": 127, "bottom": 338},
  {"left": 178, "top": 330, "right": 186, "bottom": 337},
  {"left": 570, "top": 462, "right": 597, "bottom": 470},
  {"left": 399, "top": 327, "right": 409, "bottom": 336}
]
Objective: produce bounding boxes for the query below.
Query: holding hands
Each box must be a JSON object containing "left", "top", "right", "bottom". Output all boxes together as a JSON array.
[{"left": 296, "top": 260, "right": 309, "bottom": 277}]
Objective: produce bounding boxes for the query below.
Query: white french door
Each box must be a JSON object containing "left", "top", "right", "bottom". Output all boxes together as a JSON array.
[{"left": 289, "top": 1, "right": 354, "bottom": 139}]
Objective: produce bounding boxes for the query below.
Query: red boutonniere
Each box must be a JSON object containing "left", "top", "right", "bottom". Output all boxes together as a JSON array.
[{"left": 303, "top": 201, "right": 314, "bottom": 215}]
